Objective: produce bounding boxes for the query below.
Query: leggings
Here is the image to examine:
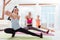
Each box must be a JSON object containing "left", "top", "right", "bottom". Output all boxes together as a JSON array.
[
  {"left": 24, "top": 25, "right": 47, "bottom": 33},
  {"left": 4, "top": 28, "right": 43, "bottom": 38}
]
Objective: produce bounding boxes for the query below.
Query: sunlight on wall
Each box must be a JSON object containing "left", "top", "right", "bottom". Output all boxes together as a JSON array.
[{"left": 0, "top": 0, "right": 3, "bottom": 18}]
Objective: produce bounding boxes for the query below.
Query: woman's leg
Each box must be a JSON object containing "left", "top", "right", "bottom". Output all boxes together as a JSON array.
[
  {"left": 24, "top": 26, "right": 29, "bottom": 30},
  {"left": 31, "top": 27, "right": 49, "bottom": 34},
  {"left": 27, "top": 25, "right": 49, "bottom": 34},
  {"left": 16, "top": 28, "right": 43, "bottom": 38},
  {"left": 4, "top": 28, "right": 16, "bottom": 37}
]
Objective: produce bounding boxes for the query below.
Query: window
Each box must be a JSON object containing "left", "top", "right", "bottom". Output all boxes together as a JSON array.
[
  {"left": 41, "top": 5, "right": 55, "bottom": 28},
  {"left": 18, "top": 4, "right": 56, "bottom": 28}
]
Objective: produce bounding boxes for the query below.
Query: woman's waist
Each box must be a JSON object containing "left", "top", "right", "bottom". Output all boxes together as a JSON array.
[
  {"left": 27, "top": 21, "right": 32, "bottom": 23},
  {"left": 27, "top": 23, "right": 32, "bottom": 25}
]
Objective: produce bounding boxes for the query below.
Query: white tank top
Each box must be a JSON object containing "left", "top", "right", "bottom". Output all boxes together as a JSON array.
[{"left": 11, "top": 18, "right": 20, "bottom": 30}]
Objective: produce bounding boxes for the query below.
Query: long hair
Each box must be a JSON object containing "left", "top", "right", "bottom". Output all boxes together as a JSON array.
[{"left": 8, "top": 6, "right": 18, "bottom": 21}]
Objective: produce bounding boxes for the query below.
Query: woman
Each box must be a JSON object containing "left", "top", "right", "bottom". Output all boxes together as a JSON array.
[
  {"left": 36, "top": 15, "right": 49, "bottom": 33},
  {"left": 4, "top": 6, "right": 43, "bottom": 38},
  {"left": 25, "top": 12, "right": 49, "bottom": 34},
  {"left": 36, "top": 15, "right": 41, "bottom": 28}
]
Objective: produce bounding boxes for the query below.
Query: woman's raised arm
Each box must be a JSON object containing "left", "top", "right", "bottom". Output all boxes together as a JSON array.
[
  {"left": 5, "top": 11, "right": 14, "bottom": 19},
  {"left": 5, "top": 11, "right": 12, "bottom": 16}
]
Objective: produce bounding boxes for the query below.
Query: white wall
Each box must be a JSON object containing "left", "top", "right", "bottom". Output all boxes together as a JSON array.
[
  {"left": 18, "top": 5, "right": 56, "bottom": 28},
  {"left": 0, "top": 0, "right": 3, "bottom": 18},
  {"left": 5, "top": 0, "right": 58, "bottom": 11},
  {"left": 3, "top": 0, "right": 58, "bottom": 28},
  {"left": 0, "top": 0, "right": 60, "bottom": 29}
]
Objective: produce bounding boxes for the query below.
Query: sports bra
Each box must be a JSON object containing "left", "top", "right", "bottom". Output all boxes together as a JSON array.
[
  {"left": 27, "top": 18, "right": 32, "bottom": 24},
  {"left": 36, "top": 19, "right": 40, "bottom": 26}
]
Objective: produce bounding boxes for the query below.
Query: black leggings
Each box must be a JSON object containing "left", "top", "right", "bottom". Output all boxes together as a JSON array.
[
  {"left": 4, "top": 28, "right": 43, "bottom": 38},
  {"left": 25, "top": 25, "right": 47, "bottom": 33}
]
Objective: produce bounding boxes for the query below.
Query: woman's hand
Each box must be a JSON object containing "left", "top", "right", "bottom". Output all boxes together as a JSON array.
[
  {"left": 5, "top": 11, "right": 12, "bottom": 16},
  {"left": 5, "top": 11, "right": 15, "bottom": 19}
]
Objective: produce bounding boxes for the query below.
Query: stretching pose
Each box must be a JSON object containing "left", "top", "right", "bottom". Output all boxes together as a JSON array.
[
  {"left": 4, "top": 6, "right": 43, "bottom": 38},
  {"left": 24, "top": 12, "right": 49, "bottom": 34}
]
